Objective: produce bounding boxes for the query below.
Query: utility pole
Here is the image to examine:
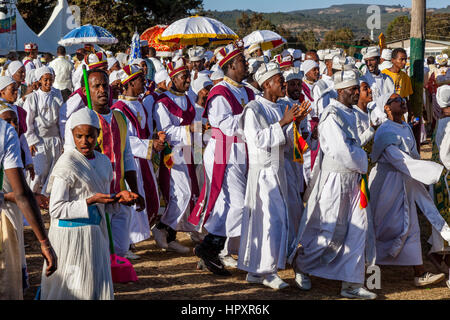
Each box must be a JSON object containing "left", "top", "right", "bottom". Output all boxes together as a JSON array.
[{"left": 409, "top": 0, "right": 426, "bottom": 148}]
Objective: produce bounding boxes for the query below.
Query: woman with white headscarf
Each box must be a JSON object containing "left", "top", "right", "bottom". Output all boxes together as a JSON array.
[
  {"left": 23, "top": 66, "right": 63, "bottom": 194},
  {"left": 6, "top": 61, "right": 33, "bottom": 108},
  {"left": 428, "top": 85, "right": 450, "bottom": 284},
  {"left": 40, "top": 107, "right": 114, "bottom": 300},
  {"left": 369, "top": 91, "right": 450, "bottom": 287}
]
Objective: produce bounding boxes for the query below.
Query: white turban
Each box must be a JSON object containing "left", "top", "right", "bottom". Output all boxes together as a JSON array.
[
  {"left": 35, "top": 66, "right": 53, "bottom": 81},
  {"left": 107, "top": 57, "right": 119, "bottom": 70},
  {"left": 254, "top": 62, "right": 281, "bottom": 87},
  {"left": 247, "top": 57, "right": 264, "bottom": 74},
  {"left": 69, "top": 107, "right": 100, "bottom": 130},
  {"left": 283, "top": 67, "right": 303, "bottom": 82},
  {"left": 0, "top": 76, "right": 16, "bottom": 91},
  {"left": 6, "top": 61, "right": 23, "bottom": 77},
  {"left": 436, "top": 85, "right": 450, "bottom": 108},
  {"left": 301, "top": 60, "right": 319, "bottom": 75},
  {"left": 154, "top": 69, "right": 169, "bottom": 85},
  {"left": 192, "top": 75, "right": 213, "bottom": 95},
  {"left": 361, "top": 46, "right": 380, "bottom": 60},
  {"left": 381, "top": 49, "right": 392, "bottom": 61},
  {"left": 109, "top": 70, "right": 121, "bottom": 85},
  {"left": 188, "top": 46, "right": 205, "bottom": 62},
  {"left": 333, "top": 68, "right": 360, "bottom": 90}
]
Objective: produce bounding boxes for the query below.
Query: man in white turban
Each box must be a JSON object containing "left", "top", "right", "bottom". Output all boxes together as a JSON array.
[{"left": 291, "top": 68, "right": 377, "bottom": 300}]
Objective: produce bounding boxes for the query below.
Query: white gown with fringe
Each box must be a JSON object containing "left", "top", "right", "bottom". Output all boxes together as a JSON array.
[{"left": 40, "top": 149, "right": 114, "bottom": 300}]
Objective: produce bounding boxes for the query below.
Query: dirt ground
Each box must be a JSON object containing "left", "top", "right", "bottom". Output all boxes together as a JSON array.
[{"left": 23, "top": 141, "right": 450, "bottom": 300}]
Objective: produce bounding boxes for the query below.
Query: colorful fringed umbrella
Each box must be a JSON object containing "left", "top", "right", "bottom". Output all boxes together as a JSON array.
[
  {"left": 141, "top": 25, "right": 180, "bottom": 58},
  {"left": 157, "top": 15, "right": 238, "bottom": 46},
  {"left": 243, "top": 30, "right": 286, "bottom": 51}
]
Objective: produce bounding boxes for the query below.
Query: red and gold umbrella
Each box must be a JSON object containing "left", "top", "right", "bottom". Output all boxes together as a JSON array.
[{"left": 141, "top": 25, "right": 180, "bottom": 57}]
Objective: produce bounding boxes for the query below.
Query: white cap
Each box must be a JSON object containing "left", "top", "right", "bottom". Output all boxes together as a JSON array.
[
  {"left": 254, "top": 62, "right": 281, "bottom": 87},
  {"left": 333, "top": 68, "right": 360, "bottom": 90},
  {"left": 0, "top": 76, "right": 16, "bottom": 91},
  {"left": 107, "top": 57, "right": 119, "bottom": 70},
  {"left": 436, "top": 85, "right": 450, "bottom": 108},
  {"left": 109, "top": 70, "right": 121, "bottom": 85},
  {"left": 332, "top": 55, "right": 351, "bottom": 71},
  {"left": 69, "top": 107, "right": 100, "bottom": 130},
  {"left": 301, "top": 60, "right": 319, "bottom": 75},
  {"left": 317, "top": 49, "right": 326, "bottom": 61},
  {"left": 324, "top": 49, "right": 341, "bottom": 60},
  {"left": 6, "top": 61, "right": 23, "bottom": 77},
  {"left": 154, "top": 69, "right": 169, "bottom": 85},
  {"left": 248, "top": 43, "right": 261, "bottom": 55},
  {"left": 381, "top": 49, "right": 392, "bottom": 61},
  {"left": 210, "top": 68, "right": 224, "bottom": 81},
  {"left": 35, "top": 66, "right": 53, "bottom": 81},
  {"left": 283, "top": 67, "right": 303, "bottom": 82},
  {"left": 188, "top": 46, "right": 205, "bottom": 62},
  {"left": 291, "top": 49, "right": 302, "bottom": 60},
  {"left": 192, "top": 74, "right": 213, "bottom": 95},
  {"left": 247, "top": 57, "right": 264, "bottom": 74},
  {"left": 361, "top": 46, "right": 380, "bottom": 60}
]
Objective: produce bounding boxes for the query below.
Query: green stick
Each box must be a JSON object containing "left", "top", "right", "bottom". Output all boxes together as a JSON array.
[{"left": 82, "top": 64, "right": 93, "bottom": 110}]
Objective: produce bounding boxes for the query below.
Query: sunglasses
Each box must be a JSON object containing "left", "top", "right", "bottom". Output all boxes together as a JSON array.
[{"left": 387, "top": 97, "right": 406, "bottom": 105}]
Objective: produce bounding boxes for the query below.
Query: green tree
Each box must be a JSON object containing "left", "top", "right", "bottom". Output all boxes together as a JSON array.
[
  {"left": 386, "top": 15, "right": 410, "bottom": 42},
  {"left": 17, "top": 0, "right": 203, "bottom": 51},
  {"left": 297, "top": 30, "right": 319, "bottom": 51},
  {"left": 318, "top": 27, "right": 354, "bottom": 51},
  {"left": 16, "top": 0, "right": 56, "bottom": 34}
]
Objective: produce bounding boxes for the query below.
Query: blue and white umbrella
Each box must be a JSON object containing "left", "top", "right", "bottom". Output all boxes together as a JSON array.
[{"left": 58, "top": 24, "right": 118, "bottom": 46}]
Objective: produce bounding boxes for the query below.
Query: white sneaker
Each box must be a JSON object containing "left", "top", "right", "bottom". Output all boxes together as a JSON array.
[
  {"left": 414, "top": 272, "right": 445, "bottom": 287},
  {"left": 152, "top": 227, "right": 168, "bottom": 249},
  {"left": 219, "top": 254, "right": 238, "bottom": 268},
  {"left": 446, "top": 279, "right": 450, "bottom": 289},
  {"left": 166, "top": 240, "right": 190, "bottom": 254},
  {"left": 262, "top": 274, "right": 289, "bottom": 290},
  {"left": 246, "top": 273, "right": 264, "bottom": 284},
  {"left": 340, "top": 286, "right": 377, "bottom": 300},
  {"left": 294, "top": 272, "right": 312, "bottom": 291},
  {"left": 124, "top": 250, "right": 140, "bottom": 260}
]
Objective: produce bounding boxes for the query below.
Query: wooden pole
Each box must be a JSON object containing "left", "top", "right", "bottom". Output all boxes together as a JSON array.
[{"left": 409, "top": 0, "right": 426, "bottom": 148}]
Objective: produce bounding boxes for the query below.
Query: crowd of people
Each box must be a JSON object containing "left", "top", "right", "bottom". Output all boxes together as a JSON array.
[{"left": 0, "top": 35, "right": 449, "bottom": 300}]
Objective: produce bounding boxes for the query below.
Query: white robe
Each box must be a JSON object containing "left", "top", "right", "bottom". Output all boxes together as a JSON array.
[
  {"left": 362, "top": 70, "right": 395, "bottom": 125},
  {"left": 117, "top": 98, "right": 158, "bottom": 244},
  {"left": 428, "top": 117, "right": 450, "bottom": 253},
  {"left": 154, "top": 91, "right": 196, "bottom": 231},
  {"left": 353, "top": 105, "right": 375, "bottom": 147},
  {"left": 201, "top": 79, "right": 250, "bottom": 238},
  {"left": 292, "top": 99, "right": 370, "bottom": 284},
  {"left": 41, "top": 149, "right": 114, "bottom": 300},
  {"left": 23, "top": 88, "right": 63, "bottom": 194},
  {"left": 237, "top": 97, "right": 289, "bottom": 274},
  {"left": 369, "top": 120, "right": 450, "bottom": 265},
  {"left": 278, "top": 96, "right": 307, "bottom": 248}
]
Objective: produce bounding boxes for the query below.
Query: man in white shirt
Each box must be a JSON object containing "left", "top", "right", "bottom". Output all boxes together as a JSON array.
[{"left": 49, "top": 46, "right": 74, "bottom": 102}]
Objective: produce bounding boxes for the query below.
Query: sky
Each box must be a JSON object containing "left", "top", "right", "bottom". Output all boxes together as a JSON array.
[{"left": 202, "top": 0, "right": 449, "bottom": 13}]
